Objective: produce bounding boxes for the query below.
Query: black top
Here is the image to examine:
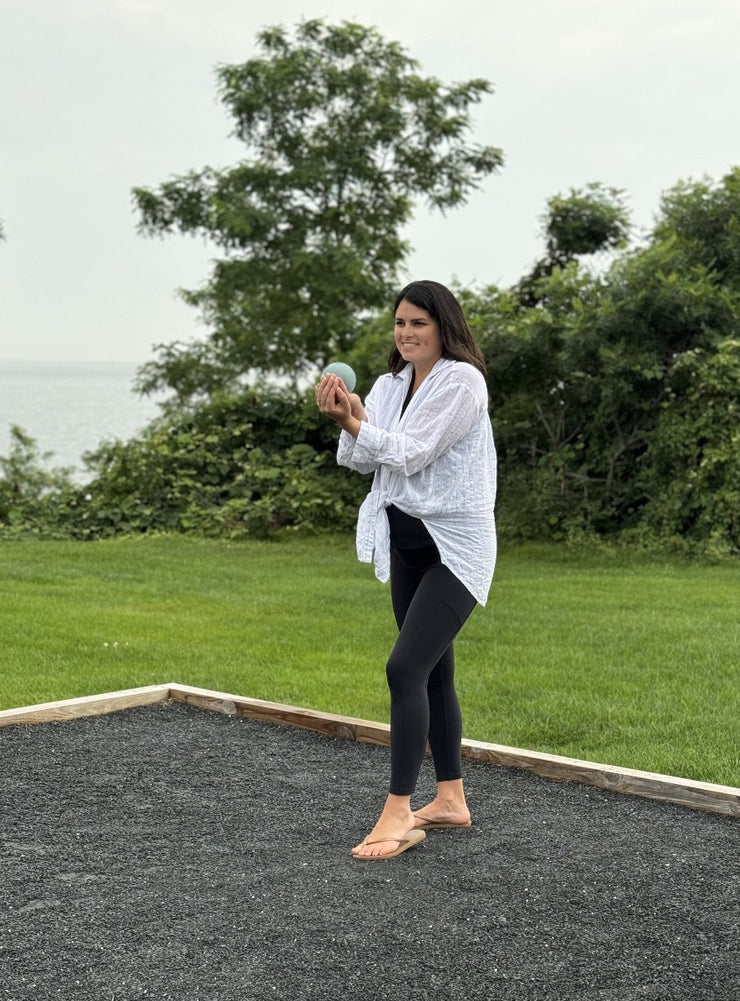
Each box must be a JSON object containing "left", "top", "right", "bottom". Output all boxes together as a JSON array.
[
  {"left": 386, "top": 505, "right": 434, "bottom": 548},
  {"left": 386, "top": 375, "right": 436, "bottom": 549},
  {"left": 400, "top": 377, "right": 415, "bottom": 418}
]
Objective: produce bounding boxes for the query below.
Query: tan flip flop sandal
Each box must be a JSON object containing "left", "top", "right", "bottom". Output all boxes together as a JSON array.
[{"left": 353, "top": 829, "right": 426, "bottom": 860}]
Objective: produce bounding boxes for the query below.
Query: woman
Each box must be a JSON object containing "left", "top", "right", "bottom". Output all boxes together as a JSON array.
[{"left": 315, "top": 280, "right": 497, "bottom": 860}]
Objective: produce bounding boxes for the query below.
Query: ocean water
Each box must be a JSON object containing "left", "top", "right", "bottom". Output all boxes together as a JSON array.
[{"left": 0, "top": 360, "right": 165, "bottom": 482}]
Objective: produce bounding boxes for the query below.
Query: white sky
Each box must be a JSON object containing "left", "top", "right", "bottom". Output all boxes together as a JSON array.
[{"left": 1, "top": 0, "right": 739, "bottom": 363}]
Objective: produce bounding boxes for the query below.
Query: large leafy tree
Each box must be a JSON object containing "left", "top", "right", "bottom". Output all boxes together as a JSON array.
[
  {"left": 133, "top": 19, "right": 502, "bottom": 400},
  {"left": 516, "top": 183, "right": 630, "bottom": 306},
  {"left": 474, "top": 167, "right": 740, "bottom": 552}
]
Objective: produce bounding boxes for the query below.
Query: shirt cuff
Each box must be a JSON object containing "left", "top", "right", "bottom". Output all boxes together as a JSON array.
[{"left": 353, "top": 420, "right": 384, "bottom": 463}]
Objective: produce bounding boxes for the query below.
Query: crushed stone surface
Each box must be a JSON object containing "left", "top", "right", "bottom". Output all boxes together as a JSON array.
[{"left": 1, "top": 702, "right": 737, "bottom": 1000}]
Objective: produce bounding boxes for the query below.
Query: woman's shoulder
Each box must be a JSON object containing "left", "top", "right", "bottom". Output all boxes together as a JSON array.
[
  {"left": 442, "top": 359, "right": 488, "bottom": 398},
  {"left": 372, "top": 371, "right": 399, "bottom": 387},
  {"left": 368, "top": 367, "right": 410, "bottom": 397}
]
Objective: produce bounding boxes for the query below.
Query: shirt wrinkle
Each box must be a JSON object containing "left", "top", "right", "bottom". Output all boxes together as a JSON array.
[{"left": 337, "top": 358, "right": 497, "bottom": 606}]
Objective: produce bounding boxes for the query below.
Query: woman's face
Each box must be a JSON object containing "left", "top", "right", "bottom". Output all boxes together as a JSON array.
[{"left": 394, "top": 299, "right": 443, "bottom": 374}]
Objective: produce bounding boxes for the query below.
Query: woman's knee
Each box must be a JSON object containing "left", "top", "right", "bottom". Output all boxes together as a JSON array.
[{"left": 385, "top": 651, "right": 420, "bottom": 696}]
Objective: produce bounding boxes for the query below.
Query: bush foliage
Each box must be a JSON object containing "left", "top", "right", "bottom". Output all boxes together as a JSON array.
[
  {"left": 0, "top": 391, "right": 367, "bottom": 540},
  {"left": 2, "top": 169, "right": 739, "bottom": 555},
  {"left": 468, "top": 168, "right": 740, "bottom": 555}
]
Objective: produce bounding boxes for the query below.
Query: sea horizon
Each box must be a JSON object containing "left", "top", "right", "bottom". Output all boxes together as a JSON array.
[{"left": 0, "top": 359, "right": 166, "bottom": 482}]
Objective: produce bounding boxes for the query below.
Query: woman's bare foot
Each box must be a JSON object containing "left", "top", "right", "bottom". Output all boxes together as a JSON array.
[
  {"left": 352, "top": 794, "right": 417, "bottom": 859},
  {"left": 413, "top": 779, "right": 471, "bottom": 829}
]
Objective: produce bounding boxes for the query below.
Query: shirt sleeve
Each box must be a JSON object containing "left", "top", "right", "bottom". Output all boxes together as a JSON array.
[
  {"left": 336, "top": 380, "right": 382, "bottom": 474},
  {"left": 350, "top": 376, "right": 484, "bottom": 476}
]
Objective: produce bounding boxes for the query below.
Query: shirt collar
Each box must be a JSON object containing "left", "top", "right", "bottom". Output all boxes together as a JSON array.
[{"left": 395, "top": 357, "right": 456, "bottom": 387}]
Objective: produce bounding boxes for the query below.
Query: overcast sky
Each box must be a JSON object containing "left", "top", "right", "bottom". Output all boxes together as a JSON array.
[{"left": 2, "top": 0, "right": 739, "bottom": 363}]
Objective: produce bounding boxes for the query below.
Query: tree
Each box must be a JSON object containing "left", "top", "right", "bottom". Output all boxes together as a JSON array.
[
  {"left": 516, "top": 183, "right": 630, "bottom": 307},
  {"left": 653, "top": 168, "right": 740, "bottom": 288},
  {"left": 133, "top": 19, "right": 502, "bottom": 401},
  {"left": 474, "top": 169, "right": 740, "bottom": 552},
  {"left": 640, "top": 340, "right": 740, "bottom": 553},
  {"left": 6, "top": 172, "right": 739, "bottom": 552}
]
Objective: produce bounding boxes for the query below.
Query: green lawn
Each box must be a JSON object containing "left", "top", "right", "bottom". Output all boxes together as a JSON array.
[{"left": 1, "top": 535, "right": 737, "bottom": 786}]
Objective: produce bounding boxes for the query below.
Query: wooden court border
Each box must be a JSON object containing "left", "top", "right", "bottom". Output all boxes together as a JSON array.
[{"left": 1, "top": 682, "right": 737, "bottom": 818}]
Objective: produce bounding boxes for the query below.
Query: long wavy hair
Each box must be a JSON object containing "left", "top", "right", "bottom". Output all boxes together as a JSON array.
[{"left": 388, "top": 280, "right": 487, "bottom": 379}]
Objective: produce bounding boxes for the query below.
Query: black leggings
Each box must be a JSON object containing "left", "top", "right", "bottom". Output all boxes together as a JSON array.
[{"left": 387, "top": 545, "right": 477, "bottom": 796}]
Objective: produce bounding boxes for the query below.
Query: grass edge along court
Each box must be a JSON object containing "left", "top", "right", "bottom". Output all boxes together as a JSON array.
[{"left": 0, "top": 534, "right": 738, "bottom": 788}]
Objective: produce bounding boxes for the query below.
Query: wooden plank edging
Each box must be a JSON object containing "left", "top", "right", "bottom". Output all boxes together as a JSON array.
[
  {"left": 0, "top": 684, "right": 171, "bottom": 726},
  {"left": 1, "top": 682, "right": 737, "bottom": 817},
  {"left": 168, "top": 684, "right": 740, "bottom": 818},
  {"left": 168, "top": 682, "right": 391, "bottom": 747},
  {"left": 459, "top": 738, "right": 740, "bottom": 817}
]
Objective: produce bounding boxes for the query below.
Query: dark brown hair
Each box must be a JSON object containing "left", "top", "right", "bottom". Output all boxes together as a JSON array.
[{"left": 388, "top": 280, "right": 487, "bottom": 378}]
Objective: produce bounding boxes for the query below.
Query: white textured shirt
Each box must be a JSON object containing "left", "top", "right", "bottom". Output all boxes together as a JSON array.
[{"left": 337, "top": 358, "right": 497, "bottom": 605}]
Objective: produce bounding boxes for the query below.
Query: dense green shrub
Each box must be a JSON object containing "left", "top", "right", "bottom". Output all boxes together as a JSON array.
[
  {"left": 0, "top": 427, "right": 76, "bottom": 539},
  {"left": 467, "top": 169, "right": 740, "bottom": 554},
  {"left": 0, "top": 390, "right": 368, "bottom": 541},
  {"left": 3, "top": 170, "right": 739, "bottom": 555},
  {"left": 636, "top": 340, "right": 740, "bottom": 554},
  {"left": 72, "top": 388, "right": 367, "bottom": 539}
]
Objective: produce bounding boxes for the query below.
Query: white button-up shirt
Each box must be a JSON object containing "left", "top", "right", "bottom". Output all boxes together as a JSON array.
[{"left": 337, "top": 358, "right": 497, "bottom": 605}]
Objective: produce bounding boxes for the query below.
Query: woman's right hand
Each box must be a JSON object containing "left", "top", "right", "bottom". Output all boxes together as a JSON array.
[{"left": 347, "top": 392, "right": 367, "bottom": 422}]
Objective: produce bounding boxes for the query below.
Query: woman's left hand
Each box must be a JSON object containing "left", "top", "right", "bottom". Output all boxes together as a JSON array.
[{"left": 315, "top": 375, "right": 362, "bottom": 437}]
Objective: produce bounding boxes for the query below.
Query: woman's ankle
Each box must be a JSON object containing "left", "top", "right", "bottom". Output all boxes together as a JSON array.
[
  {"left": 381, "top": 793, "right": 413, "bottom": 816},
  {"left": 434, "top": 779, "right": 468, "bottom": 810}
]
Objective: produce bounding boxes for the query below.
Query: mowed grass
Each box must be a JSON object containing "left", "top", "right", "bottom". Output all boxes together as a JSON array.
[{"left": 0, "top": 535, "right": 737, "bottom": 786}]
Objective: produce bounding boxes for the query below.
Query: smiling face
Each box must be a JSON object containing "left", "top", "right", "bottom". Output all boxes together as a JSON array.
[{"left": 394, "top": 299, "right": 443, "bottom": 379}]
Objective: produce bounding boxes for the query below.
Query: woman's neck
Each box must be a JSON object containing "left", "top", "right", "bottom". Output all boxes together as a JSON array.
[{"left": 412, "top": 356, "right": 441, "bottom": 391}]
